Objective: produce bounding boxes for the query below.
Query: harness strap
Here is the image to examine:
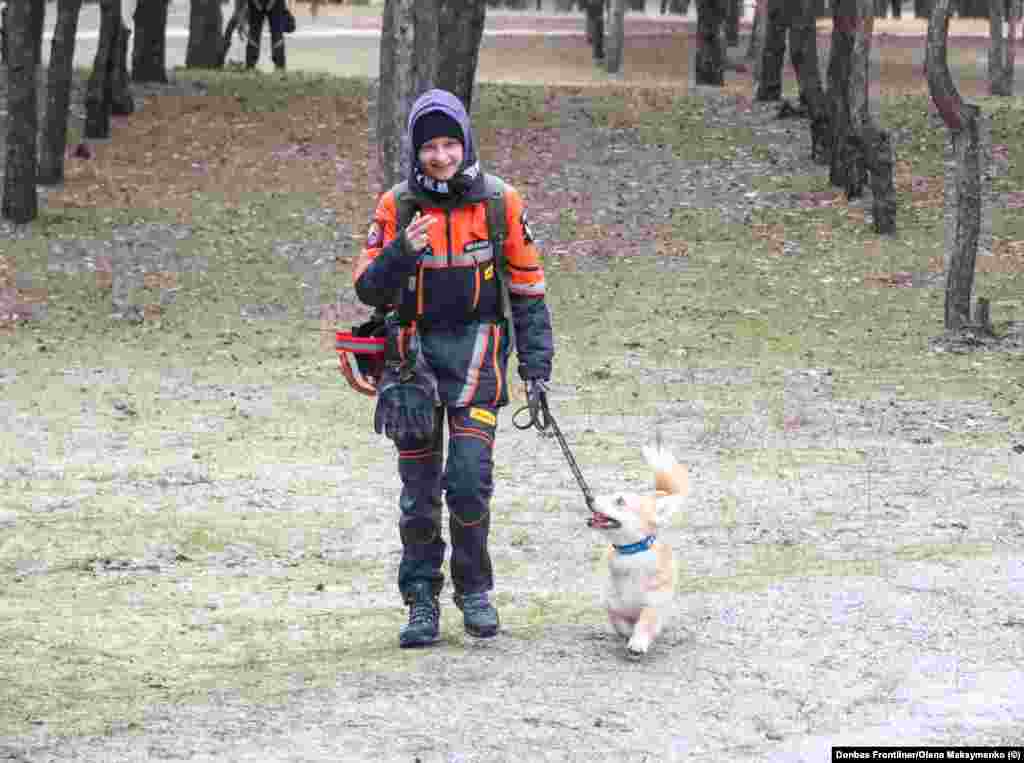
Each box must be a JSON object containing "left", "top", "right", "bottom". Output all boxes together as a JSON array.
[
  {"left": 481, "top": 174, "right": 516, "bottom": 352},
  {"left": 393, "top": 181, "right": 421, "bottom": 329}
]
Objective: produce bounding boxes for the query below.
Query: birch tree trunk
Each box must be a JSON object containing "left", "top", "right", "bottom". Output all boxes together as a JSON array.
[
  {"left": 132, "top": 0, "right": 170, "bottom": 83},
  {"left": 606, "top": 0, "right": 626, "bottom": 75},
  {"left": 185, "top": 0, "right": 224, "bottom": 69},
  {"left": 438, "top": 0, "right": 486, "bottom": 110},
  {"left": 377, "top": 0, "right": 439, "bottom": 191},
  {"left": 39, "top": 0, "right": 85, "bottom": 186},
  {"left": 988, "top": 0, "right": 1018, "bottom": 95},
  {"left": 2, "top": 0, "right": 45, "bottom": 223},
  {"left": 927, "top": 0, "right": 986, "bottom": 331}
]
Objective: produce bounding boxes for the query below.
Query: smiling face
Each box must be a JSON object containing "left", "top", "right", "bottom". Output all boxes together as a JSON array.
[{"left": 417, "top": 136, "right": 464, "bottom": 182}]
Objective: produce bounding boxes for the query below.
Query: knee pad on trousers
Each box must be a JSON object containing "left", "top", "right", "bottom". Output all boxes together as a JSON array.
[
  {"left": 450, "top": 505, "right": 489, "bottom": 528},
  {"left": 445, "top": 470, "right": 492, "bottom": 527},
  {"left": 400, "top": 515, "right": 441, "bottom": 545}
]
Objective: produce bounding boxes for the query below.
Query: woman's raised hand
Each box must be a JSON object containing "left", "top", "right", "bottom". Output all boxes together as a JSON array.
[{"left": 404, "top": 212, "right": 435, "bottom": 254}]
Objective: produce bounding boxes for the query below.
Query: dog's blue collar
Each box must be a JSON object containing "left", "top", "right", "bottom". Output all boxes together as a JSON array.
[{"left": 613, "top": 535, "right": 656, "bottom": 555}]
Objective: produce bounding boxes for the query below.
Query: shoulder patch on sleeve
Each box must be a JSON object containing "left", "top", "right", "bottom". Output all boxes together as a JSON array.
[{"left": 366, "top": 221, "right": 383, "bottom": 248}]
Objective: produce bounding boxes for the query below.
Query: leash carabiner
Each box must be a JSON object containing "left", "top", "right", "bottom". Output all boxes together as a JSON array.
[{"left": 512, "top": 391, "right": 551, "bottom": 434}]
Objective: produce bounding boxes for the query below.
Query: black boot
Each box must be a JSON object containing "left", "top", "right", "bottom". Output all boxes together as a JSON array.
[
  {"left": 455, "top": 591, "right": 499, "bottom": 638},
  {"left": 400, "top": 581, "right": 440, "bottom": 648}
]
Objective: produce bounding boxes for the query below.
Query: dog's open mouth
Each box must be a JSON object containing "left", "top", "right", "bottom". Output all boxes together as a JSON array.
[{"left": 587, "top": 512, "right": 621, "bottom": 530}]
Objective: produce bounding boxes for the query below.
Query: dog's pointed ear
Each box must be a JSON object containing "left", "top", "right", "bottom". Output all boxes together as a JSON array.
[{"left": 654, "top": 463, "right": 689, "bottom": 498}]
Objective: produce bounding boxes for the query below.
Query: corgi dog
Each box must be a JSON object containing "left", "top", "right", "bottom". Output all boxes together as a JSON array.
[{"left": 587, "top": 442, "right": 688, "bottom": 658}]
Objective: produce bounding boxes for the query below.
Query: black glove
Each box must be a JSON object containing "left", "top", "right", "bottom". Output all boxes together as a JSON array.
[
  {"left": 374, "top": 379, "right": 436, "bottom": 443},
  {"left": 374, "top": 340, "right": 439, "bottom": 443}
]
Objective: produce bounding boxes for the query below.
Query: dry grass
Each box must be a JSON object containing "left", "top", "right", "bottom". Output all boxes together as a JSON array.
[{"left": 47, "top": 91, "right": 374, "bottom": 228}]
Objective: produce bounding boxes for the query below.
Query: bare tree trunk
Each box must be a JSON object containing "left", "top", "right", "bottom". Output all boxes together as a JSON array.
[
  {"left": 748, "top": 0, "right": 769, "bottom": 82},
  {"left": 585, "top": 0, "right": 606, "bottom": 60},
  {"left": 110, "top": 14, "right": 134, "bottom": 115},
  {"left": 39, "top": 0, "right": 85, "bottom": 186},
  {"left": 927, "top": 0, "right": 985, "bottom": 331},
  {"left": 958, "top": 0, "right": 988, "bottom": 15},
  {"left": 851, "top": 0, "right": 896, "bottom": 232},
  {"left": 186, "top": 0, "right": 224, "bottom": 69},
  {"left": 826, "top": 0, "right": 856, "bottom": 190},
  {"left": 845, "top": 0, "right": 872, "bottom": 197},
  {"left": 31, "top": 0, "right": 45, "bottom": 67},
  {"left": 695, "top": 0, "right": 725, "bottom": 85},
  {"left": 864, "top": 122, "right": 897, "bottom": 232},
  {"left": 2, "top": 0, "right": 45, "bottom": 223},
  {"left": 1, "top": 4, "right": 8, "bottom": 66},
  {"left": 86, "top": 0, "right": 116, "bottom": 139},
  {"left": 792, "top": 0, "right": 830, "bottom": 161},
  {"left": 132, "top": 0, "right": 170, "bottom": 83},
  {"left": 377, "top": 0, "right": 439, "bottom": 191},
  {"left": 606, "top": 0, "right": 626, "bottom": 74},
  {"left": 757, "top": 0, "right": 790, "bottom": 99},
  {"left": 438, "top": 0, "right": 486, "bottom": 110},
  {"left": 413, "top": 0, "right": 440, "bottom": 90},
  {"left": 219, "top": 0, "right": 247, "bottom": 67},
  {"left": 725, "top": 0, "right": 740, "bottom": 45},
  {"left": 988, "top": 0, "right": 1017, "bottom": 95}
]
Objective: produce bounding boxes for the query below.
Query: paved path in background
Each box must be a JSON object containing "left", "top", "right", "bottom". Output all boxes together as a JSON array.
[{"left": 40, "top": 2, "right": 1005, "bottom": 74}]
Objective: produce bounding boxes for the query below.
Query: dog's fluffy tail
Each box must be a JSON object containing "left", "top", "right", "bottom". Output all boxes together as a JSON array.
[{"left": 642, "top": 443, "right": 688, "bottom": 497}]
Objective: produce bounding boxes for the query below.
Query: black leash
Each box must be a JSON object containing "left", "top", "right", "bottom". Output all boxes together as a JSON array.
[{"left": 513, "top": 392, "right": 596, "bottom": 514}]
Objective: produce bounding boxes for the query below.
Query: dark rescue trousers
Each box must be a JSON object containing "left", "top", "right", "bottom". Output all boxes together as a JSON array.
[
  {"left": 395, "top": 405, "right": 497, "bottom": 604},
  {"left": 246, "top": 0, "right": 286, "bottom": 70}
]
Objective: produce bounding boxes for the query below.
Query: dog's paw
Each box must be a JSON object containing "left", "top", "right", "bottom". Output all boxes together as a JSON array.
[{"left": 625, "top": 644, "right": 647, "bottom": 660}]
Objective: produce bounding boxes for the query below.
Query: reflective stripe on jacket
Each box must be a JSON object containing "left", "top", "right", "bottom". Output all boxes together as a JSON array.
[{"left": 354, "top": 182, "right": 545, "bottom": 321}]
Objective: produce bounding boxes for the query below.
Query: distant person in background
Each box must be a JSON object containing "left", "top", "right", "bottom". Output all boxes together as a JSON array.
[{"left": 247, "top": 0, "right": 287, "bottom": 71}]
